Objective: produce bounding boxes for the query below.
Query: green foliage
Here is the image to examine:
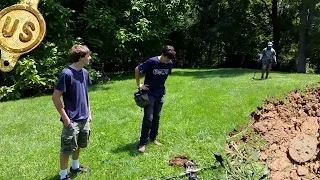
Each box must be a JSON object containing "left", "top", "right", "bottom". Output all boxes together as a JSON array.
[
  {"left": 1, "top": 0, "right": 320, "bottom": 100},
  {"left": 14, "top": 58, "right": 46, "bottom": 92},
  {"left": 225, "top": 147, "right": 269, "bottom": 180},
  {"left": 0, "top": 85, "right": 16, "bottom": 100},
  {"left": 225, "top": 128, "right": 268, "bottom": 179},
  {"left": 0, "top": 58, "right": 46, "bottom": 100},
  {"left": 0, "top": 0, "right": 16, "bottom": 9},
  {"left": 308, "top": 2, "right": 320, "bottom": 72},
  {"left": 77, "top": 0, "right": 191, "bottom": 71}
]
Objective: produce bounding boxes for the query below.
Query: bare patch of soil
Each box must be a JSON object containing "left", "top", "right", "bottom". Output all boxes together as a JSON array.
[
  {"left": 168, "top": 156, "right": 189, "bottom": 166},
  {"left": 228, "top": 84, "right": 320, "bottom": 179}
]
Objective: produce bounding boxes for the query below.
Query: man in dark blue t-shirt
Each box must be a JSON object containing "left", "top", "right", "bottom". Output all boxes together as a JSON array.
[
  {"left": 135, "top": 45, "right": 176, "bottom": 153},
  {"left": 52, "top": 45, "right": 92, "bottom": 180}
]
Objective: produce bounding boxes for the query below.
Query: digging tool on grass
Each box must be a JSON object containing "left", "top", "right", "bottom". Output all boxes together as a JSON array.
[{"left": 150, "top": 152, "right": 224, "bottom": 180}]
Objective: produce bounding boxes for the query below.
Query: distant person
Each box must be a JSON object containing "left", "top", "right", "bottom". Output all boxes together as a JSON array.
[
  {"left": 134, "top": 45, "right": 176, "bottom": 153},
  {"left": 259, "top": 42, "right": 277, "bottom": 79},
  {"left": 52, "top": 45, "right": 92, "bottom": 180}
]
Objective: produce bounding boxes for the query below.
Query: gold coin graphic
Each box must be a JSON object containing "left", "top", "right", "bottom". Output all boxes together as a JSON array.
[{"left": 0, "top": 0, "right": 46, "bottom": 72}]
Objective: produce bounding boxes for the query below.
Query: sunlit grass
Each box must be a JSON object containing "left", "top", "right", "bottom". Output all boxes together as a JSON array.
[{"left": 0, "top": 68, "right": 319, "bottom": 180}]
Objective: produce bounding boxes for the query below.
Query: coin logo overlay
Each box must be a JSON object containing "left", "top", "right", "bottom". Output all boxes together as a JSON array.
[{"left": 0, "top": 0, "right": 46, "bottom": 72}]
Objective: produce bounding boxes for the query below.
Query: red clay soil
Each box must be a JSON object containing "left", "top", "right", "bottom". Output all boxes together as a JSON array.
[{"left": 249, "top": 84, "right": 320, "bottom": 180}]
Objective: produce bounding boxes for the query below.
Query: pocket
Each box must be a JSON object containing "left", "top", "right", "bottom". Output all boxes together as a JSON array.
[
  {"left": 61, "top": 134, "right": 74, "bottom": 153},
  {"left": 62, "top": 134, "right": 73, "bottom": 145},
  {"left": 63, "top": 123, "right": 74, "bottom": 135}
]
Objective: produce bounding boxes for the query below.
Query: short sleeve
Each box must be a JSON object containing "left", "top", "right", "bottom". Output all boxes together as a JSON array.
[
  {"left": 138, "top": 59, "right": 153, "bottom": 74},
  {"left": 55, "top": 73, "right": 69, "bottom": 92}
]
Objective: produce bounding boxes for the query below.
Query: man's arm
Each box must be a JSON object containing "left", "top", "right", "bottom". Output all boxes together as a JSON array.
[
  {"left": 135, "top": 66, "right": 149, "bottom": 90},
  {"left": 88, "top": 94, "right": 92, "bottom": 122},
  {"left": 135, "top": 67, "right": 141, "bottom": 87},
  {"left": 52, "top": 89, "right": 70, "bottom": 126},
  {"left": 87, "top": 73, "right": 92, "bottom": 122},
  {"left": 259, "top": 49, "right": 264, "bottom": 61}
]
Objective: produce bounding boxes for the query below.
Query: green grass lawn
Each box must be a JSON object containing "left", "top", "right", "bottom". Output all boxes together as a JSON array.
[{"left": 0, "top": 68, "right": 319, "bottom": 180}]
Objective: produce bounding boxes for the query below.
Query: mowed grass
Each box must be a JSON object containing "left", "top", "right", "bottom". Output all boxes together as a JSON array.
[{"left": 0, "top": 68, "right": 319, "bottom": 180}]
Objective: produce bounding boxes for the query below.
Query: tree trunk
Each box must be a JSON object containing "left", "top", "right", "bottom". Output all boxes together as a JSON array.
[
  {"left": 272, "top": 0, "right": 280, "bottom": 67},
  {"left": 297, "top": 0, "right": 317, "bottom": 73},
  {"left": 206, "top": 42, "right": 213, "bottom": 64},
  {"left": 297, "top": 0, "right": 308, "bottom": 73}
]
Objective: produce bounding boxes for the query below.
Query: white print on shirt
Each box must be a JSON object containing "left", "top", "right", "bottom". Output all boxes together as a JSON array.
[{"left": 153, "top": 69, "right": 169, "bottom": 75}]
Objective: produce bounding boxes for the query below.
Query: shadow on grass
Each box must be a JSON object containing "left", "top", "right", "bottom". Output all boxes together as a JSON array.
[
  {"left": 170, "top": 68, "right": 251, "bottom": 79},
  {"left": 43, "top": 173, "right": 78, "bottom": 180},
  {"left": 111, "top": 141, "right": 142, "bottom": 156},
  {"left": 107, "top": 71, "right": 134, "bottom": 81},
  {"left": 250, "top": 77, "right": 264, "bottom": 81},
  {"left": 100, "top": 68, "right": 256, "bottom": 82},
  {"left": 43, "top": 174, "right": 60, "bottom": 180}
]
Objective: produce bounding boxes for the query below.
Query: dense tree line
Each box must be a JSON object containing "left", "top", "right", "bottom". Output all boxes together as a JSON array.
[{"left": 0, "top": 0, "right": 319, "bottom": 100}]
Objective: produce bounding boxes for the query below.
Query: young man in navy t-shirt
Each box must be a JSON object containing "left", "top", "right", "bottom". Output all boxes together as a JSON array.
[
  {"left": 135, "top": 45, "right": 176, "bottom": 153},
  {"left": 52, "top": 45, "right": 92, "bottom": 180}
]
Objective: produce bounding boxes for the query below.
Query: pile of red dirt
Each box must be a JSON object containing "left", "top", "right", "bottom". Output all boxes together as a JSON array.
[{"left": 249, "top": 84, "right": 320, "bottom": 179}]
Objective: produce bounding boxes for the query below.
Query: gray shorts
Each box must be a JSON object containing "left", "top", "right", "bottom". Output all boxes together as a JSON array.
[
  {"left": 60, "top": 119, "right": 90, "bottom": 155},
  {"left": 262, "top": 59, "right": 273, "bottom": 71}
]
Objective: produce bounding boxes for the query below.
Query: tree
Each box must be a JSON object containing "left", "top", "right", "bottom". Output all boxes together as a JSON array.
[
  {"left": 297, "top": 0, "right": 318, "bottom": 73},
  {"left": 260, "top": 0, "right": 280, "bottom": 64}
]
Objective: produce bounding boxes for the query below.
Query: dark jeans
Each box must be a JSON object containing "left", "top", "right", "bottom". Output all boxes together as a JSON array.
[{"left": 139, "top": 95, "right": 164, "bottom": 146}]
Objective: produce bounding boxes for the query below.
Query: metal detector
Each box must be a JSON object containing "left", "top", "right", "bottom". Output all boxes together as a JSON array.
[
  {"left": 251, "top": 71, "right": 257, "bottom": 80},
  {"left": 151, "top": 152, "right": 224, "bottom": 180},
  {"left": 251, "top": 59, "right": 261, "bottom": 80}
]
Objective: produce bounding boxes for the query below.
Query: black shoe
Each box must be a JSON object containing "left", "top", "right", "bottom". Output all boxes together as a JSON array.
[
  {"left": 60, "top": 175, "right": 72, "bottom": 180},
  {"left": 70, "top": 165, "right": 89, "bottom": 174}
]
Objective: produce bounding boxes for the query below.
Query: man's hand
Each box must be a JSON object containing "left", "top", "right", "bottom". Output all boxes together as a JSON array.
[
  {"left": 139, "top": 84, "right": 149, "bottom": 91},
  {"left": 88, "top": 114, "right": 92, "bottom": 122},
  {"left": 63, "top": 118, "right": 71, "bottom": 127}
]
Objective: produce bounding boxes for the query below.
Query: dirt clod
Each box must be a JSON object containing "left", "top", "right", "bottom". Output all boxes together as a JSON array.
[
  {"left": 168, "top": 156, "right": 189, "bottom": 166},
  {"left": 289, "top": 134, "right": 317, "bottom": 163},
  {"left": 297, "top": 166, "right": 309, "bottom": 176}
]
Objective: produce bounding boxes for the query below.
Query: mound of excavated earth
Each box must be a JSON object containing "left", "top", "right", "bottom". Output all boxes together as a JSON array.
[{"left": 250, "top": 84, "right": 320, "bottom": 179}]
